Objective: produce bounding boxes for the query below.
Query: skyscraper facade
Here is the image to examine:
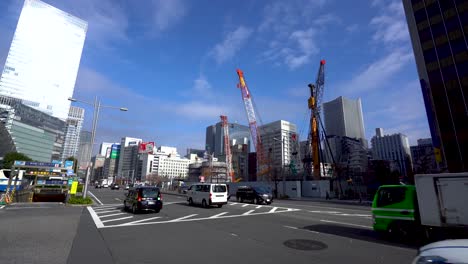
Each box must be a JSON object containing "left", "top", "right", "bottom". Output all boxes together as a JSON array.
[
  {"left": 371, "top": 128, "right": 412, "bottom": 177},
  {"left": 77, "top": 130, "right": 92, "bottom": 169},
  {"left": 61, "top": 106, "right": 84, "bottom": 160},
  {"left": 205, "top": 121, "right": 250, "bottom": 159},
  {"left": 0, "top": 0, "right": 87, "bottom": 120},
  {"left": 323, "top": 96, "right": 366, "bottom": 143},
  {"left": 117, "top": 137, "right": 142, "bottom": 177},
  {"left": 403, "top": 0, "right": 468, "bottom": 172}
]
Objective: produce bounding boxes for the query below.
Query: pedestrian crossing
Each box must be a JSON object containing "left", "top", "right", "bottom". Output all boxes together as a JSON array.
[{"left": 88, "top": 202, "right": 300, "bottom": 229}]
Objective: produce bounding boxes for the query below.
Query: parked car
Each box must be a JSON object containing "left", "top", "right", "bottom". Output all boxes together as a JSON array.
[
  {"left": 95, "top": 183, "right": 102, "bottom": 189},
  {"left": 103, "top": 183, "right": 109, "bottom": 188},
  {"left": 179, "top": 185, "right": 189, "bottom": 194},
  {"left": 125, "top": 185, "right": 130, "bottom": 190},
  {"left": 412, "top": 239, "right": 468, "bottom": 264},
  {"left": 111, "top": 184, "right": 120, "bottom": 190},
  {"left": 236, "top": 186, "right": 273, "bottom": 204},
  {"left": 187, "top": 183, "right": 228, "bottom": 208},
  {"left": 124, "top": 186, "right": 163, "bottom": 214}
]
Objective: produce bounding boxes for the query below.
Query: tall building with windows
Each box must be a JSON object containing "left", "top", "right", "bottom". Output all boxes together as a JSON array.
[
  {"left": 371, "top": 128, "right": 412, "bottom": 177},
  {"left": 117, "top": 137, "right": 142, "bottom": 177},
  {"left": 0, "top": 0, "right": 87, "bottom": 120},
  {"left": 77, "top": 130, "right": 92, "bottom": 169},
  {"left": 323, "top": 96, "right": 366, "bottom": 144},
  {"left": 205, "top": 121, "right": 250, "bottom": 160},
  {"left": 61, "top": 106, "right": 84, "bottom": 160},
  {"left": 403, "top": 0, "right": 468, "bottom": 172}
]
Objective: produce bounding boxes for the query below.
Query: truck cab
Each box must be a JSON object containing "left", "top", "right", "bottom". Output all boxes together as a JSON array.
[{"left": 372, "top": 185, "right": 419, "bottom": 236}]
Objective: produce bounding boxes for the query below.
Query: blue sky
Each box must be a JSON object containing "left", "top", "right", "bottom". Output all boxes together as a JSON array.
[{"left": 0, "top": 0, "right": 430, "bottom": 153}]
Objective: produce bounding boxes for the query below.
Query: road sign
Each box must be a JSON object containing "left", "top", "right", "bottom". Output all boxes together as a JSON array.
[
  {"left": 68, "top": 179, "right": 73, "bottom": 185},
  {"left": 67, "top": 169, "right": 74, "bottom": 175},
  {"left": 70, "top": 181, "right": 78, "bottom": 194},
  {"left": 65, "top": 160, "right": 74, "bottom": 169}
]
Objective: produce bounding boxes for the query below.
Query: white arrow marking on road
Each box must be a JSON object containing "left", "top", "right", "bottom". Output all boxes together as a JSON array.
[
  {"left": 209, "top": 212, "right": 228, "bottom": 218},
  {"left": 102, "top": 216, "right": 133, "bottom": 223},
  {"left": 169, "top": 214, "right": 198, "bottom": 222},
  {"left": 269, "top": 207, "right": 278, "bottom": 213},
  {"left": 319, "top": 219, "right": 372, "bottom": 229},
  {"left": 123, "top": 216, "right": 161, "bottom": 225},
  {"left": 242, "top": 210, "right": 255, "bottom": 215},
  {"left": 241, "top": 204, "right": 249, "bottom": 207},
  {"left": 100, "top": 212, "right": 126, "bottom": 218}
]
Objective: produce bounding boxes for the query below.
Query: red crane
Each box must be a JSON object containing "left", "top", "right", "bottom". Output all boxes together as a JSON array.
[
  {"left": 236, "top": 69, "right": 267, "bottom": 177},
  {"left": 220, "top": 115, "right": 235, "bottom": 182}
]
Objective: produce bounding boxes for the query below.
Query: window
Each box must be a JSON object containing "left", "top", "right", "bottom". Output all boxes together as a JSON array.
[
  {"left": 141, "top": 188, "right": 159, "bottom": 198},
  {"left": 212, "top": 185, "right": 226, "bottom": 193},
  {"left": 377, "top": 187, "right": 407, "bottom": 207}
]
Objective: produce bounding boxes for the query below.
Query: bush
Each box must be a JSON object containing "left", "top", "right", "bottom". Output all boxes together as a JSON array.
[
  {"left": 77, "top": 184, "right": 83, "bottom": 193},
  {"left": 67, "top": 195, "right": 93, "bottom": 205}
]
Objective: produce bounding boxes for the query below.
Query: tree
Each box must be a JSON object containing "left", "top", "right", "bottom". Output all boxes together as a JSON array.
[
  {"left": 65, "top": 156, "right": 78, "bottom": 172},
  {"left": 2, "top": 152, "right": 32, "bottom": 169}
]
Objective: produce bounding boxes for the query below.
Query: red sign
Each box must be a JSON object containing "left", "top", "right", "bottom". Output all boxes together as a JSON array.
[{"left": 139, "top": 142, "right": 155, "bottom": 154}]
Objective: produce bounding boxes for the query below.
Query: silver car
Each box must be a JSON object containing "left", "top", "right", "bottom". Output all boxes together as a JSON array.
[{"left": 412, "top": 239, "right": 468, "bottom": 264}]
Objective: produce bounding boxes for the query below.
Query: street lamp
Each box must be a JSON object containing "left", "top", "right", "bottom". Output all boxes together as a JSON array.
[{"left": 68, "top": 96, "right": 127, "bottom": 198}]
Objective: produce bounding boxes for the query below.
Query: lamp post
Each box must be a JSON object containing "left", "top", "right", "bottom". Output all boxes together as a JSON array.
[{"left": 68, "top": 96, "right": 127, "bottom": 198}]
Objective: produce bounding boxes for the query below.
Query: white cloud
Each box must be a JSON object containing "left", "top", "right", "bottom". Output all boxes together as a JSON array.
[
  {"left": 369, "top": 0, "right": 409, "bottom": 46},
  {"left": 150, "top": 0, "right": 187, "bottom": 32},
  {"left": 210, "top": 26, "right": 253, "bottom": 64},
  {"left": 338, "top": 49, "right": 413, "bottom": 94},
  {"left": 346, "top": 24, "right": 359, "bottom": 33}
]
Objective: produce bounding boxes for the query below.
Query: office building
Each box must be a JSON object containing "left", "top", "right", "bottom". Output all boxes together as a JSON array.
[
  {"left": 259, "top": 120, "right": 301, "bottom": 178},
  {"left": 117, "top": 137, "right": 142, "bottom": 177},
  {"left": 99, "top": 142, "right": 117, "bottom": 156},
  {"left": 371, "top": 128, "right": 412, "bottom": 177},
  {"left": 0, "top": 95, "right": 65, "bottom": 162},
  {"left": 61, "top": 106, "right": 84, "bottom": 160},
  {"left": 0, "top": 0, "right": 88, "bottom": 120},
  {"left": 139, "top": 146, "right": 191, "bottom": 181},
  {"left": 324, "top": 135, "right": 368, "bottom": 177},
  {"left": 205, "top": 121, "right": 250, "bottom": 159},
  {"left": 77, "top": 130, "right": 92, "bottom": 169},
  {"left": 323, "top": 96, "right": 366, "bottom": 143},
  {"left": 411, "top": 138, "right": 439, "bottom": 173},
  {"left": 103, "top": 143, "right": 120, "bottom": 178},
  {"left": 185, "top": 148, "right": 206, "bottom": 159},
  {"left": 188, "top": 154, "right": 227, "bottom": 183},
  {"left": 231, "top": 143, "right": 249, "bottom": 181},
  {"left": 403, "top": 0, "right": 468, "bottom": 172}
]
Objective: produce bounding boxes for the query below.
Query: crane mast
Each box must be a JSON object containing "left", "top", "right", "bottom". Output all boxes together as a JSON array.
[
  {"left": 220, "top": 115, "right": 235, "bottom": 182},
  {"left": 236, "top": 69, "right": 266, "bottom": 176},
  {"left": 308, "top": 60, "right": 326, "bottom": 180}
]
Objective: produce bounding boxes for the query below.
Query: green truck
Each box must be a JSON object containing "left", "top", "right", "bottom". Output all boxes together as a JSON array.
[{"left": 372, "top": 173, "right": 468, "bottom": 239}]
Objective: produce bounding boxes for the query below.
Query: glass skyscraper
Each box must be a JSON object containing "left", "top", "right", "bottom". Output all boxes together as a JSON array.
[
  {"left": 61, "top": 106, "right": 84, "bottom": 160},
  {"left": 0, "top": 0, "right": 87, "bottom": 120},
  {"left": 403, "top": 0, "right": 468, "bottom": 172}
]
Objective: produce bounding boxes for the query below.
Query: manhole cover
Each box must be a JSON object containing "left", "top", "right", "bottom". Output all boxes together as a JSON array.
[{"left": 283, "top": 239, "right": 328, "bottom": 251}]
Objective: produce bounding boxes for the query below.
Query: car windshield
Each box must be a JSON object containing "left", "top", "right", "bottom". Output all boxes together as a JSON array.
[
  {"left": 141, "top": 188, "right": 159, "bottom": 198},
  {"left": 212, "top": 185, "right": 226, "bottom": 193}
]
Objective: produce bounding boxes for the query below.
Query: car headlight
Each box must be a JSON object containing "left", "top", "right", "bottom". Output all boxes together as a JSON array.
[{"left": 413, "top": 256, "right": 448, "bottom": 264}]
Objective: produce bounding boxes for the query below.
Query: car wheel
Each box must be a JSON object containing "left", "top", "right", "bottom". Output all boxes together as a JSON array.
[
  {"left": 188, "top": 198, "right": 193, "bottom": 206},
  {"left": 202, "top": 199, "right": 207, "bottom": 208},
  {"left": 132, "top": 204, "right": 137, "bottom": 214},
  {"left": 217, "top": 204, "right": 223, "bottom": 208}
]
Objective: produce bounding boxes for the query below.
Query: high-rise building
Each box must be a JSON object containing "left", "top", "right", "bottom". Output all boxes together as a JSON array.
[
  {"left": 99, "top": 142, "right": 117, "bottom": 156},
  {"left": 323, "top": 96, "right": 366, "bottom": 144},
  {"left": 411, "top": 138, "right": 439, "bottom": 173},
  {"left": 103, "top": 143, "right": 121, "bottom": 178},
  {"left": 0, "top": 95, "right": 66, "bottom": 162},
  {"left": 205, "top": 121, "right": 250, "bottom": 159},
  {"left": 371, "top": 128, "right": 412, "bottom": 177},
  {"left": 77, "top": 130, "right": 92, "bottom": 169},
  {"left": 259, "top": 120, "right": 301, "bottom": 178},
  {"left": 117, "top": 137, "right": 142, "bottom": 177},
  {"left": 185, "top": 148, "right": 206, "bottom": 159},
  {"left": 0, "top": 0, "right": 88, "bottom": 120},
  {"left": 61, "top": 106, "right": 84, "bottom": 160},
  {"left": 403, "top": 0, "right": 468, "bottom": 172},
  {"left": 139, "top": 146, "right": 191, "bottom": 181}
]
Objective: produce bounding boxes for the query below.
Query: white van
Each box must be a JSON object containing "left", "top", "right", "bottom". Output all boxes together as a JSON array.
[{"left": 187, "top": 183, "right": 228, "bottom": 208}]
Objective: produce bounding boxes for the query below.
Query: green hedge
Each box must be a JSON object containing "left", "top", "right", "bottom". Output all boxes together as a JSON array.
[
  {"left": 67, "top": 195, "right": 93, "bottom": 205},
  {"left": 77, "top": 184, "right": 83, "bottom": 193}
]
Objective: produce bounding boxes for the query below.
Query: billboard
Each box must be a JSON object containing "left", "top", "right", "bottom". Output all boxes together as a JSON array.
[
  {"left": 110, "top": 144, "right": 121, "bottom": 159},
  {"left": 139, "top": 142, "right": 155, "bottom": 154}
]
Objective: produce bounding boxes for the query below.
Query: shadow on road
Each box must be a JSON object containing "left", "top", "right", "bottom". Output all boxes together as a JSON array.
[{"left": 302, "top": 224, "right": 423, "bottom": 249}]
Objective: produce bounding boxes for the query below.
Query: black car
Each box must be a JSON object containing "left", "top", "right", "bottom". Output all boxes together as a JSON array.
[
  {"left": 124, "top": 187, "right": 162, "bottom": 214},
  {"left": 236, "top": 186, "right": 273, "bottom": 204},
  {"left": 111, "top": 184, "right": 120, "bottom": 190}
]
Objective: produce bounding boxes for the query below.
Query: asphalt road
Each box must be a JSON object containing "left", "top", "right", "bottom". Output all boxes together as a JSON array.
[
  {"left": 81, "top": 188, "right": 417, "bottom": 264},
  {"left": 0, "top": 189, "right": 418, "bottom": 264}
]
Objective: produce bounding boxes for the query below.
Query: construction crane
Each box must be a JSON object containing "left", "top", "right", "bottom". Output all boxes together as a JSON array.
[
  {"left": 307, "top": 60, "right": 326, "bottom": 180},
  {"left": 236, "top": 69, "right": 267, "bottom": 178},
  {"left": 220, "top": 115, "right": 235, "bottom": 182}
]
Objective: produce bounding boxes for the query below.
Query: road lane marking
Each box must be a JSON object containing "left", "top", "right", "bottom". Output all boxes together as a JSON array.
[
  {"left": 209, "top": 212, "right": 228, "bottom": 218},
  {"left": 269, "top": 207, "right": 278, "bottom": 213},
  {"left": 96, "top": 210, "right": 120, "bottom": 214},
  {"left": 123, "top": 216, "right": 162, "bottom": 225},
  {"left": 307, "top": 210, "right": 371, "bottom": 217},
  {"left": 319, "top": 219, "right": 372, "bottom": 229},
  {"left": 114, "top": 198, "right": 121, "bottom": 201},
  {"left": 241, "top": 204, "right": 249, "bottom": 207},
  {"left": 169, "top": 214, "right": 198, "bottom": 222},
  {"left": 94, "top": 206, "right": 120, "bottom": 211},
  {"left": 87, "top": 191, "right": 103, "bottom": 205},
  {"left": 242, "top": 210, "right": 255, "bottom": 215},
  {"left": 274, "top": 202, "right": 370, "bottom": 213},
  {"left": 100, "top": 212, "right": 126, "bottom": 218},
  {"left": 87, "top": 206, "right": 104, "bottom": 228},
  {"left": 102, "top": 216, "right": 133, "bottom": 223},
  {"left": 230, "top": 233, "right": 238, "bottom": 236},
  {"left": 0, "top": 205, "right": 5, "bottom": 209},
  {"left": 256, "top": 205, "right": 262, "bottom": 209},
  {"left": 283, "top": 225, "right": 298, "bottom": 230},
  {"left": 229, "top": 202, "right": 238, "bottom": 205}
]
